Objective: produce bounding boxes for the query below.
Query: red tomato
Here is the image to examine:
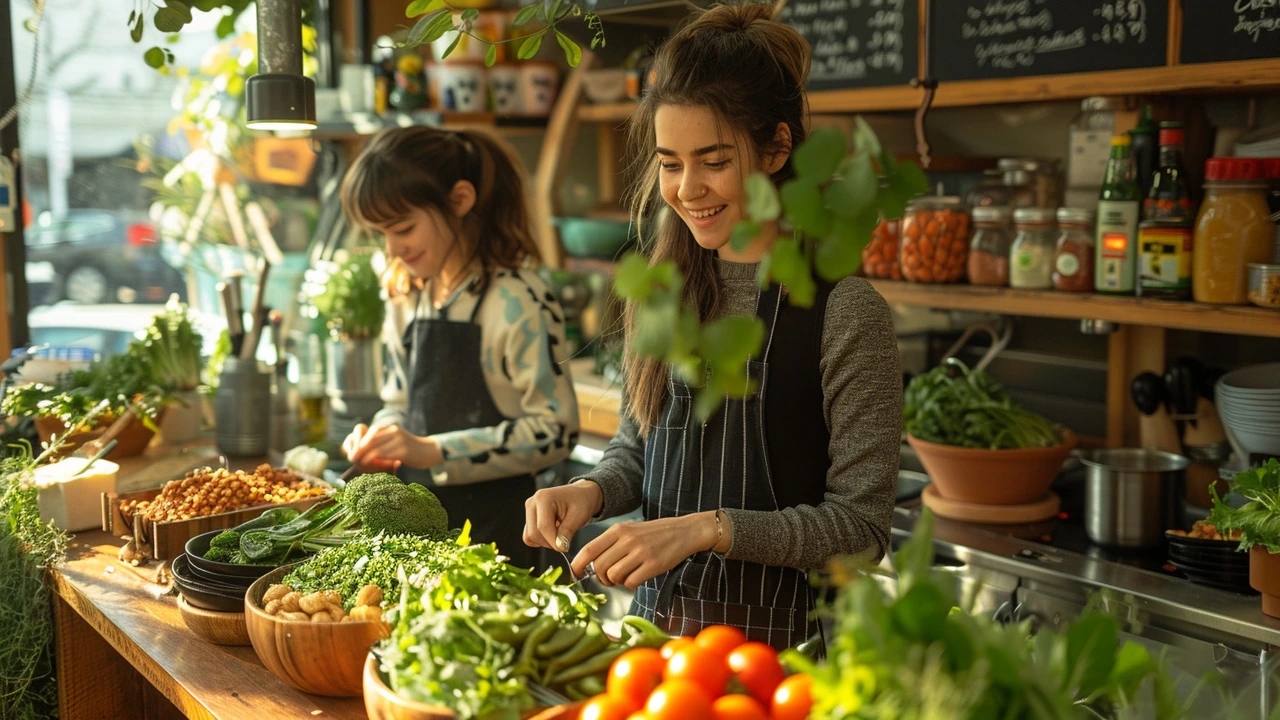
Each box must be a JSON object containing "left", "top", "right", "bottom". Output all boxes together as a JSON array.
[
  {"left": 646, "top": 679, "right": 713, "bottom": 720},
  {"left": 710, "top": 694, "right": 770, "bottom": 720},
  {"left": 664, "top": 644, "right": 731, "bottom": 697},
  {"left": 607, "top": 648, "right": 665, "bottom": 710},
  {"left": 727, "top": 642, "right": 784, "bottom": 706},
  {"left": 660, "top": 636, "right": 695, "bottom": 661},
  {"left": 694, "top": 625, "right": 747, "bottom": 660},
  {"left": 582, "top": 694, "right": 639, "bottom": 720},
  {"left": 771, "top": 674, "right": 815, "bottom": 720}
]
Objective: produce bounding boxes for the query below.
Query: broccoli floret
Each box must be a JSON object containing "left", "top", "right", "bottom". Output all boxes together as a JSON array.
[
  {"left": 203, "top": 546, "right": 236, "bottom": 563},
  {"left": 341, "top": 472, "right": 404, "bottom": 507},
  {"left": 355, "top": 482, "right": 449, "bottom": 538},
  {"left": 209, "top": 530, "right": 241, "bottom": 550}
]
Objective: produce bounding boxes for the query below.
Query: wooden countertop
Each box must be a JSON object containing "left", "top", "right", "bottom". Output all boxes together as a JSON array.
[
  {"left": 52, "top": 530, "right": 366, "bottom": 720},
  {"left": 570, "top": 359, "right": 621, "bottom": 439}
]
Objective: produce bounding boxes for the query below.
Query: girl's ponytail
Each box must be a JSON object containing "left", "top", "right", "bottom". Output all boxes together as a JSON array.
[{"left": 453, "top": 128, "right": 542, "bottom": 284}]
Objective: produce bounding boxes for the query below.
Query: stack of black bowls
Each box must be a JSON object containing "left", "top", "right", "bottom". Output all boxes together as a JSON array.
[
  {"left": 172, "top": 530, "right": 281, "bottom": 612},
  {"left": 1166, "top": 531, "right": 1253, "bottom": 593}
]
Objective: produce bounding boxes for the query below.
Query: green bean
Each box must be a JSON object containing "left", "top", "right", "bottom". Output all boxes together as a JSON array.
[{"left": 536, "top": 625, "right": 586, "bottom": 658}]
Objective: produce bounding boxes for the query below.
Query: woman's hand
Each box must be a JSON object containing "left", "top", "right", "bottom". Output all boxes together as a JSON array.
[
  {"left": 345, "top": 423, "right": 443, "bottom": 470},
  {"left": 523, "top": 482, "right": 604, "bottom": 552},
  {"left": 571, "top": 512, "right": 724, "bottom": 590}
]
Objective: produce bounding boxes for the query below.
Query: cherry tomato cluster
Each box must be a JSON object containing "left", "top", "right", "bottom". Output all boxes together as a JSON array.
[{"left": 580, "top": 626, "right": 814, "bottom": 720}]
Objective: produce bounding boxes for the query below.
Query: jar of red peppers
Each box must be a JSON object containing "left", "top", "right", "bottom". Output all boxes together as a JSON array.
[
  {"left": 1053, "top": 207, "right": 1096, "bottom": 292},
  {"left": 968, "top": 206, "right": 1013, "bottom": 286},
  {"left": 860, "top": 218, "right": 903, "bottom": 279},
  {"left": 901, "top": 197, "right": 971, "bottom": 284}
]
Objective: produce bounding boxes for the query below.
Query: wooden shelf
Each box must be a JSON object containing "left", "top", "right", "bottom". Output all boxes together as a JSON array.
[
  {"left": 313, "top": 112, "right": 547, "bottom": 141},
  {"left": 868, "top": 280, "right": 1280, "bottom": 338},
  {"left": 580, "top": 59, "right": 1280, "bottom": 121}
]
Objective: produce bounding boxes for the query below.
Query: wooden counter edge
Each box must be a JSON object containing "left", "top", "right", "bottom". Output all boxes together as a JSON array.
[{"left": 50, "top": 565, "right": 217, "bottom": 720}]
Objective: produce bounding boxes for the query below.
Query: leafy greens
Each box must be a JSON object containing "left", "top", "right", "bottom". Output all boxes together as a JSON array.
[
  {"left": 904, "top": 358, "right": 1062, "bottom": 450},
  {"left": 1210, "top": 459, "right": 1280, "bottom": 554}
]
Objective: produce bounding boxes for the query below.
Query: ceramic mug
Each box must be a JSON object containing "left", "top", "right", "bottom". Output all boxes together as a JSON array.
[
  {"left": 519, "top": 63, "right": 559, "bottom": 117},
  {"left": 439, "top": 63, "right": 488, "bottom": 113},
  {"left": 489, "top": 65, "right": 521, "bottom": 114}
]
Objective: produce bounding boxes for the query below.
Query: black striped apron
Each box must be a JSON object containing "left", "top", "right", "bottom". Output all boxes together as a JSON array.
[{"left": 629, "top": 283, "right": 831, "bottom": 652}]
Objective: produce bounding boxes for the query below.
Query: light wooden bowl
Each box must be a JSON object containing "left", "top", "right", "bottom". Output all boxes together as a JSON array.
[
  {"left": 245, "top": 566, "right": 388, "bottom": 697},
  {"left": 362, "top": 655, "right": 583, "bottom": 720},
  {"left": 177, "top": 594, "right": 251, "bottom": 646}
]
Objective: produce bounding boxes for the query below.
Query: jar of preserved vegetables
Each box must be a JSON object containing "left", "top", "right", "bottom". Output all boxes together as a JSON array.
[{"left": 968, "top": 206, "right": 1013, "bottom": 286}]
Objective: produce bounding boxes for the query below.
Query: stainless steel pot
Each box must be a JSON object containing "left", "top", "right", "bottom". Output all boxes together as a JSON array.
[{"left": 1082, "top": 448, "right": 1189, "bottom": 548}]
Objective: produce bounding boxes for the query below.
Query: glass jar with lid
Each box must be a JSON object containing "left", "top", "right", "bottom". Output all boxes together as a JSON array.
[
  {"left": 900, "top": 196, "right": 971, "bottom": 284},
  {"left": 999, "top": 159, "right": 1038, "bottom": 208},
  {"left": 1053, "top": 208, "right": 1096, "bottom": 292},
  {"left": 1193, "top": 158, "right": 1276, "bottom": 305},
  {"left": 1065, "top": 97, "right": 1118, "bottom": 208},
  {"left": 966, "top": 169, "right": 1011, "bottom": 208},
  {"left": 968, "top": 206, "right": 1013, "bottom": 286},
  {"left": 861, "top": 217, "right": 903, "bottom": 280},
  {"left": 1009, "top": 207, "right": 1058, "bottom": 290}
]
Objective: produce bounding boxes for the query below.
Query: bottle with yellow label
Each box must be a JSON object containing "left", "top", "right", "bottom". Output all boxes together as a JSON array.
[{"left": 1138, "top": 220, "right": 1193, "bottom": 299}]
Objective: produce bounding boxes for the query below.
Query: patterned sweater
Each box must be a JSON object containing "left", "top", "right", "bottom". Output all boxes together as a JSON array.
[{"left": 373, "top": 267, "right": 579, "bottom": 485}]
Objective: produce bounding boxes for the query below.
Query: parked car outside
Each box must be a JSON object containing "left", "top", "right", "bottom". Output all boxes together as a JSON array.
[
  {"left": 28, "top": 303, "right": 225, "bottom": 359},
  {"left": 24, "top": 209, "right": 187, "bottom": 306}
]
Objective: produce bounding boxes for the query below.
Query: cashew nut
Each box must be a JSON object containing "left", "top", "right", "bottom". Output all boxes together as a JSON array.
[
  {"left": 263, "top": 584, "right": 293, "bottom": 603},
  {"left": 355, "top": 584, "right": 383, "bottom": 608},
  {"left": 280, "top": 592, "right": 302, "bottom": 614}
]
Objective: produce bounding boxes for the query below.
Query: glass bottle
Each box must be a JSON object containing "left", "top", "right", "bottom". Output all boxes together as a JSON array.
[
  {"left": 1128, "top": 105, "right": 1158, "bottom": 199},
  {"left": 1193, "top": 158, "right": 1275, "bottom": 305},
  {"left": 999, "top": 159, "right": 1038, "bottom": 208},
  {"left": 1138, "top": 123, "right": 1195, "bottom": 300},
  {"left": 1143, "top": 122, "right": 1194, "bottom": 223},
  {"left": 1094, "top": 135, "right": 1142, "bottom": 295},
  {"left": 1010, "top": 207, "right": 1058, "bottom": 290},
  {"left": 968, "top": 206, "right": 1013, "bottom": 286},
  {"left": 1054, "top": 208, "right": 1096, "bottom": 292}
]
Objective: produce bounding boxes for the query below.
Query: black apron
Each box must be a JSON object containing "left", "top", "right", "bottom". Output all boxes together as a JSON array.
[
  {"left": 629, "top": 283, "right": 833, "bottom": 652},
  {"left": 399, "top": 283, "right": 538, "bottom": 570}
]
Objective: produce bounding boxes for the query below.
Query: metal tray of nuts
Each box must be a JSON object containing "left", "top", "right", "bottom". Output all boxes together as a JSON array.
[{"left": 101, "top": 464, "right": 332, "bottom": 561}]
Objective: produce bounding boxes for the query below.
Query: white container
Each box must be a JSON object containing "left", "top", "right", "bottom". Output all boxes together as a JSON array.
[
  {"left": 438, "top": 63, "right": 488, "bottom": 113},
  {"left": 339, "top": 64, "right": 375, "bottom": 114},
  {"left": 519, "top": 63, "right": 559, "bottom": 117},
  {"left": 489, "top": 65, "right": 521, "bottom": 115},
  {"left": 35, "top": 457, "right": 120, "bottom": 532}
]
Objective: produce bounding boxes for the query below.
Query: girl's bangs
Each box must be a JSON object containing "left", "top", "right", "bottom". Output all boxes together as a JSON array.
[{"left": 344, "top": 156, "right": 431, "bottom": 228}]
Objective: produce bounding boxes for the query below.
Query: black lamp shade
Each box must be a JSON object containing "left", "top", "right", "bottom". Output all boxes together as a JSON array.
[{"left": 246, "top": 73, "right": 317, "bottom": 131}]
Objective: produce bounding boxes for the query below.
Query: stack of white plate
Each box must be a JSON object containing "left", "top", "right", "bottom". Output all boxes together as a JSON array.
[{"left": 1216, "top": 362, "right": 1280, "bottom": 457}]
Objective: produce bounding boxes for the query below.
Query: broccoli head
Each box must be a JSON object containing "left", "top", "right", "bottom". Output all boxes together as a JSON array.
[
  {"left": 342, "top": 472, "right": 404, "bottom": 507},
  {"left": 203, "top": 545, "right": 236, "bottom": 563},
  {"left": 209, "top": 529, "right": 241, "bottom": 550},
  {"left": 355, "top": 482, "right": 449, "bottom": 538}
]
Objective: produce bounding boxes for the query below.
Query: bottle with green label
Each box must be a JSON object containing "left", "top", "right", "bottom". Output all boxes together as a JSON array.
[{"left": 1095, "top": 135, "right": 1142, "bottom": 294}]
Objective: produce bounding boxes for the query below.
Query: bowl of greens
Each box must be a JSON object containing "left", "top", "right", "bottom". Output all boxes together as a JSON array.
[{"left": 905, "top": 359, "right": 1074, "bottom": 506}]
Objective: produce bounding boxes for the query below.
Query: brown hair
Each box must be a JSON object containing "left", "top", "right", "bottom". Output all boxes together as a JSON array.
[
  {"left": 340, "top": 126, "right": 541, "bottom": 298},
  {"left": 623, "top": 2, "right": 811, "bottom": 434}
]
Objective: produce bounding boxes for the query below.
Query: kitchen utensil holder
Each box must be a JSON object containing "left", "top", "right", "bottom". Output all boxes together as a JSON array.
[{"left": 215, "top": 357, "right": 271, "bottom": 457}]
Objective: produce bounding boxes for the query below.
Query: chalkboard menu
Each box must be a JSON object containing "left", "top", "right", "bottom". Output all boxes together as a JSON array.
[
  {"left": 929, "top": 1, "right": 1169, "bottom": 82},
  {"left": 1180, "top": 0, "right": 1280, "bottom": 65},
  {"left": 778, "top": 0, "right": 919, "bottom": 91}
]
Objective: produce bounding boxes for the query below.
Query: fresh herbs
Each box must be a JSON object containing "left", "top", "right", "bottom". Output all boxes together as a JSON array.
[
  {"left": 786, "top": 511, "right": 1193, "bottom": 719},
  {"left": 0, "top": 446, "right": 70, "bottom": 720},
  {"left": 377, "top": 541, "right": 668, "bottom": 718},
  {"left": 904, "top": 358, "right": 1062, "bottom": 450},
  {"left": 283, "top": 532, "right": 463, "bottom": 610},
  {"left": 1209, "top": 459, "right": 1280, "bottom": 554},
  {"left": 134, "top": 298, "right": 205, "bottom": 392},
  {"left": 312, "top": 252, "right": 386, "bottom": 340}
]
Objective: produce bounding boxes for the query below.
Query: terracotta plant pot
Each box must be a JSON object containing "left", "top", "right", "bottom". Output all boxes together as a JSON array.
[
  {"left": 1250, "top": 546, "right": 1280, "bottom": 618},
  {"left": 245, "top": 566, "right": 388, "bottom": 697},
  {"left": 362, "top": 655, "right": 582, "bottom": 720},
  {"left": 34, "top": 411, "right": 160, "bottom": 460},
  {"left": 907, "top": 433, "right": 1078, "bottom": 506}
]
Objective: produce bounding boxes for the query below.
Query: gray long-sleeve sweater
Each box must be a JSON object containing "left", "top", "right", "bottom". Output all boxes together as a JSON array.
[{"left": 580, "top": 259, "right": 901, "bottom": 569}]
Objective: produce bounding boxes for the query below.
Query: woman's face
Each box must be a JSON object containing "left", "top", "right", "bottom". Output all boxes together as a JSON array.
[
  {"left": 374, "top": 206, "right": 458, "bottom": 279},
  {"left": 654, "top": 105, "right": 748, "bottom": 257}
]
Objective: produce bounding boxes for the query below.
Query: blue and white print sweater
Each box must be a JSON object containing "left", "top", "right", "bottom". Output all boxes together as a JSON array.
[{"left": 373, "top": 267, "right": 579, "bottom": 485}]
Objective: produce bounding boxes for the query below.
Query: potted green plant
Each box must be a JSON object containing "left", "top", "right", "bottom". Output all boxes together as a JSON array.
[
  {"left": 1210, "top": 459, "right": 1280, "bottom": 617},
  {"left": 138, "top": 298, "right": 207, "bottom": 444},
  {"left": 311, "top": 249, "right": 386, "bottom": 440}
]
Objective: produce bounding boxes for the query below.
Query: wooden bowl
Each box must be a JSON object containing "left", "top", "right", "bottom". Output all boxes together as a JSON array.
[
  {"left": 177, "top": 593, "right": 251, "bottom": 646},
  {"left": 907, "top": 432, "right": 1077, "bottom": 506},
  {"left": 362, "top": 655, "right": 582, "bottom": 720},
  {"left": 245, "top": 566, "right": 388, "bottom": 697}
]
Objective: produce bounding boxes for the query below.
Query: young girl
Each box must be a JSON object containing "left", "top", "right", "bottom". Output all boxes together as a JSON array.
[
  {"left": 523, "top": 4, "right": 901, "bottom": 649},
  {"left": 341, "top": 126, "right": 579, "bottom": 570}
]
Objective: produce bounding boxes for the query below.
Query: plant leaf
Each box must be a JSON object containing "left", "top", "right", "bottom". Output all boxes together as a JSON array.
[
  {"left": 824, "top": 152, "right": 877, "bottom": 220},
  {"left": 699, "top": 316, "right": 765, "bottom": 368},
  {"left": 779, "top": 178, "right": 827, "bottom": 237},
  {"left": 408, "top": 9, "right": 450, "bottom": 45},
  {"left": 423, "top": 11, "right": 457, "bottom": 44},
  {"left": 883, "top": 160, "right": 929, "bottom": 219},
  {"left": 440, "top": 32, "right": 463, "bottom": 60},
  {"left": 729, "top": 220, "right": 762, "bottom": 252},
  {"left": 144, "top": 46, "right": 167, "bottom": 69},
  {"left": 555, "top": 30, "right": 581, "bottom": 68},
  {"left": 513, "top": 3, "right": 540, "bottom": 27},
  {"left": 613, "top": 253, "right": 653, "bottom": 302},
  {"left": 518, "top": 32, "right": 544, "bottom": 60},
  {"left": 131, "top": 16, "right": 145, "bottom": 42},
  {"left": 461, "top": 8, "right": 480, "bottom": 22},
  {"left": 852, "top": 117, "right": 883, "bottom": 162},
  {"left": 164, "top": 0, "right": 193, "bottom": 24},
  {"left": 744, "top": 172, "right": 781, "bottom": 223},
  {"left": 485, "top": 44, "right": 498, "bottom": 67},
  {"left": 793, "top": 128, "right": 847, "bottom": 181},
  {"left": 153, "top": 7, "right": 186, "bottom": 33},
  {"left": 817, "top": 205, "right": 878, "bottom": 281},
  {"left": 405, "top": 0, "right": 442, "bottom": 17},
  {"left": 1064, "top": 614, "right": 1119, "bottom": 698}
]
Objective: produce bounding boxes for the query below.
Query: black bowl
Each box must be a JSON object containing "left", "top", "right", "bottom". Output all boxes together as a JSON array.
[
  {"left": 1167, "top": 544, "right": 1249, "bottom": 569},
  {"left": 1165, "top": 531, "right": 1242, "bottom": 550},
  {"left": 171, "top": 554, "right": 249, "bottom": 613},
  {"left": 185, "top": 530, "right": 284, "bottom": 581}
]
